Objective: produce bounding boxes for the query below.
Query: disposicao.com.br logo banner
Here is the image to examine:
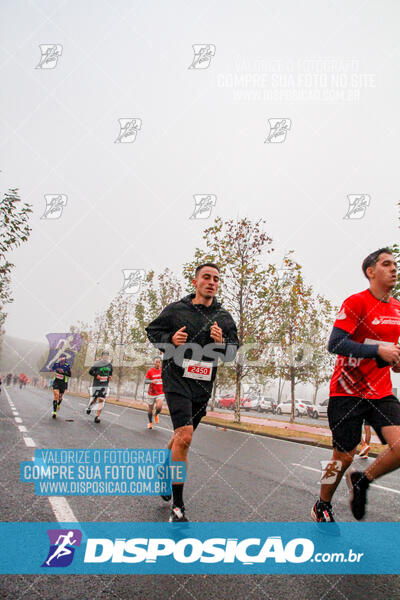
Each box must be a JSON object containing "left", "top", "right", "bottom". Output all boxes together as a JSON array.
[{"left": 0, "top": 523, "right": 399, "bottom": 575}]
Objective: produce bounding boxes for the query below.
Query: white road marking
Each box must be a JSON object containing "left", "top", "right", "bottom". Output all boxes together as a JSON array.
[
  {"left": 292, "top": 463, "right": 400, "bottom": 495},
  {"left": 15, "top": 417, "right": 22, "bottom": 423},
  {"left": 3, "top": 387, "right": 78, "bottom": 523},
  {"left": 153, "top": 424, "right": 174, "bottom": 434},
  {"left": 12, "top": 411, "right": 19, "bottom": 416},
  {"left": 292, "top": 463, "right": 319, "bottom": 473},
  {"left": 23, "top": 437, "right": 36, "bottom": 447},
  {"left": 48, "top": 496, "right": 78, "bottom": 523},
  {"left": 77, "top": 402, "right": 119, "bottom": 417}
]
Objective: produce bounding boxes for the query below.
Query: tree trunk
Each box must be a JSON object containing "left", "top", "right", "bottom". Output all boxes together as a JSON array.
[
  {"left": 313, "top": 383, "right": 319, "bottom": 405},
  {"left": 290, "top": 366, "right": 295, "bottom": 423},
  {"left": 116, "top": 366, "right": 122, "bottom": 401},
  {"left": 211, "top": 379, "right": 217, "bottom": 411},
  {"left": 234, "top": 363, "right": 242, "bottom": 423},
  {"left": 277, "top": 377, "right": 285, "bottom": 403},
  {"left": 134, "top": 371, "right": 142, "bottom": 400}
]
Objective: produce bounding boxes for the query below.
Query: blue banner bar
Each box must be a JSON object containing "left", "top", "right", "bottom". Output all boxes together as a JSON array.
[{"left": 0, "top": 522, "right": 399, "bottom": 574}]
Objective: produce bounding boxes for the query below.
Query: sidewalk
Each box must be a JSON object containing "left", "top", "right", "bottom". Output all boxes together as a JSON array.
[
  {"left": 67, "top": 390, "right": 384, "bottom": 455},
  {"left": 206, "top": 410, "right": 381, "bottom": 445}
]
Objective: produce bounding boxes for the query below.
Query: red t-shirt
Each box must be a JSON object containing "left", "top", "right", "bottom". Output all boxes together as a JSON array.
[
  {"left": 330, "top": 289, "right": 400, "bottom": 399},
  {"left": 145, "top": 368, "right": 163, "bottom": 396}
]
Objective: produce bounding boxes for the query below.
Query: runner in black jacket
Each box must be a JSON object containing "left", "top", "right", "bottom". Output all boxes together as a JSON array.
[{"left": 145, "top": 263, "right": 239, "bottom": 522}]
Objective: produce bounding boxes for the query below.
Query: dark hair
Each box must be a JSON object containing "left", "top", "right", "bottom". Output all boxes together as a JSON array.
[
  {"left": 362, "top": 247, "right": 393, "bottom": 279},
  {"left": 195, "top": 262, "right": 219, "bottom": 278},
  {"left": 60, "top": 353, "right": 67, "bottom": 358}
]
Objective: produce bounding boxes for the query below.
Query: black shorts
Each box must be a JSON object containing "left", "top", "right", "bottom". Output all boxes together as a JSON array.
[
  {"left": 52, "top": 380, "right": 67, "bottom": 393},
  {"left": 328, "top": 395, "right": 400, "bottom": 452},
  {"left": 165, "top": 392, "right": 209, "bottom": 431}
]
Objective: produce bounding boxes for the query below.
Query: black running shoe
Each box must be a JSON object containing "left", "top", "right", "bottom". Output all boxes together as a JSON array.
[
  {"left": 346, "top": 470, "right": 370, "bottom": 520},
  {"left": 86, "top": 408, "right": 91, "bottom": 415},
  {"left": 52, "top": 411, "right": 57, "bottom": 419},
  {"left": 94, "top": 416, "right": 100, "bottom": 423},
  {"left": 169, "top": 505, "right": 188, "bottom": 522},
  {"left": 311, "top": 499, "right": 335, "bottom": 523},
  {"left": 161, "top": 494, "right": 172, "bottom": 502}
]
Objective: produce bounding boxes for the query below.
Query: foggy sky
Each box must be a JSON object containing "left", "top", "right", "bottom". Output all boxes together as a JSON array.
[{"left": 1, "top": 0, "right": 399, "bottom": 350}]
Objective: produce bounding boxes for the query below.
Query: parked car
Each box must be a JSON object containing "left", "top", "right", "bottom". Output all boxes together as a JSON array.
[
  {"left": 216, "top": 395, "right": 247, "bottom": 410},
  {"left": 296, "top": 399, "right": 313, "bottom": 416},
  {"left": 307, "top": 398, "right": 329, "bottom": 419},
  {"left": 242, "top": 395, "right": 260, "bottom": 411},
  {"left": 257, "top": 397, "right": 274, "bottom": 413},
  {"left": 275, "top": 400, "right": 294, "bottom": 416},
  {"left": 275, "top": 400, "right": 310, "bottom": 417}
]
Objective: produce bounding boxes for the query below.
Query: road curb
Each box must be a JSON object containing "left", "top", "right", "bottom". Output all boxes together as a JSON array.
[{"left": 206, "top": 420, "right": 380, "bottom": 457}]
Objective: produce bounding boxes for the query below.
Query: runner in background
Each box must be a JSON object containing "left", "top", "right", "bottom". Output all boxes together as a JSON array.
[
  {"left": 18, "top": 373, "right": 27, "bottom": 389},
  {"left": 358, "top": 421, "right": 371, "bottom": 459},
  {"left": 86, "top": 351, "right": 113, "bottom": 424},
  {"left": 50, "top": 354, "right": 71, "bottom": 418},
  {"left": 144, "top": 357, "right": 164, "bottom": 429}
]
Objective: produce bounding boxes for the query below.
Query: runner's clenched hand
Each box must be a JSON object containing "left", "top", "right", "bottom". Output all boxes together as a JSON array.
[
  {"left": 378, "top": 344, "right": 400, "bottom": 365},
  {"left": 210, "top": 321, "right": 223, "bottom": 343},
  {"left": 172, "top": 326, "right": 188, "bottom": 347}
]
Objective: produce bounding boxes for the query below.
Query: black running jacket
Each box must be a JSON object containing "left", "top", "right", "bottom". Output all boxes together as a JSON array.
[{"left": 145, "top": 293, "right": 239, "bottom": 399}]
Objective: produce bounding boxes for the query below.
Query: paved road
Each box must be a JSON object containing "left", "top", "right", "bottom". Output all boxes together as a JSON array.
[{"left": 1, "top": 386, "right": 400, "bottom": 599}]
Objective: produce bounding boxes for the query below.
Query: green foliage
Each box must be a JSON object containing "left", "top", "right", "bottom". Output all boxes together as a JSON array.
[
  {"left": 0, "top": 189, "right": 32, "bottom": 358},
  {"left": 183, "top": 217, "right": 276, "bottom": 422}
]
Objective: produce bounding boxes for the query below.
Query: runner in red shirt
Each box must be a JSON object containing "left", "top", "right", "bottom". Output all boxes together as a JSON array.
[
  {"left": 312, "top": 248, "right": 400, "bottom": 524},
  {"left": 144, "top": 357, "right": 164, "bottom": 429}
]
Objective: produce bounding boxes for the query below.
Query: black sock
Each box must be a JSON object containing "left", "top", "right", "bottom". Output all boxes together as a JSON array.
[
  {"left": 155, "top": 408, "right": 161, "bottom": 415},
  {"left": 356, "top": 473, "right": 370, "bottom": 489},
  {"left": 148, "top": 412, "right": 153, "bottom": 423},
  {"left": 319, "top": 498, "right": 331, "bottom": 506},
  {"left": 172, "top": 483, "right": 184, "bottom": 508},
  {"left": 53, "top": 400, "right": 57, "bottom": 411}
]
